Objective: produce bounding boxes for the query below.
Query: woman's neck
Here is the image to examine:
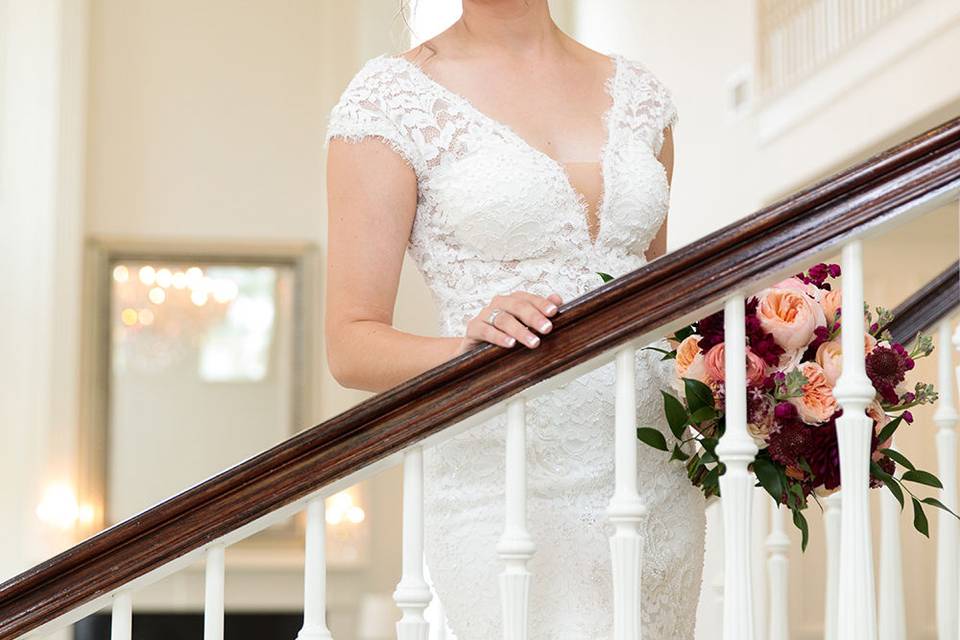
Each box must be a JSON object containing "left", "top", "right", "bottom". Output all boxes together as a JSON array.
[{"left": 456, "top": 0, "right": 562, "bottom": 59}]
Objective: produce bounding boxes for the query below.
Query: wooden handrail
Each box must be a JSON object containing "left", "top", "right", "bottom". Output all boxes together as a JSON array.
[
  {"left": 886, "top": 262, "right": 960, "bottom": 346},
  {"left": 1, "top": 116, "right": 958, "bottom": 638}
]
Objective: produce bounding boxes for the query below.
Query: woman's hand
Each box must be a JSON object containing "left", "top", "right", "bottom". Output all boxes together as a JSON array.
[{"left": 454, "top": 291, "right": 564, "bottom": 356}]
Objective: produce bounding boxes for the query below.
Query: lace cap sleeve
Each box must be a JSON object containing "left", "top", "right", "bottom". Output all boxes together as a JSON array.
[
  {"left": 324, "top": 57, "right": 423, "bottom": 173},
  {"left": 619, "top": 58, "right": 679, "bottom": 158},
  {"left": 646, "top": 70, "right": 679, "bottom": 158}
]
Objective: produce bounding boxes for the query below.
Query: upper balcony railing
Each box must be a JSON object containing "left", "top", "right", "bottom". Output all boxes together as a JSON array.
[
  {"left": 756, "top": 0, "right": 921, "bottom": 98},
  {"left": 0, "top": 115, "right": 958, "bottom": 640}
]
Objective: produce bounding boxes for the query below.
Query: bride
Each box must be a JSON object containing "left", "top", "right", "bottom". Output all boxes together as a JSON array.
[{"left": 323, "top": 1, "right": 706, "bottom": 637}]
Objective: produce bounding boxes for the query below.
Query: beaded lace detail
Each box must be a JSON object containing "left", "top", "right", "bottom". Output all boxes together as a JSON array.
[{"left": 325, "top": 53, "right": 704, "bottom": 640}]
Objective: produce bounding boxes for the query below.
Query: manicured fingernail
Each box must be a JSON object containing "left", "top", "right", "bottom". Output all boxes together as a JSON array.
[
  {"left": 545, "top": 304, "right": 557, "bottom": 315},
  {"left": 506, "top": 337, "right": 516, "bottom": 347},
  {"left": 540, "top": 320, "right": 552, "bottom": 333},
  {"left": 526, "top": 335, "right": 540, "bottom": 347}
]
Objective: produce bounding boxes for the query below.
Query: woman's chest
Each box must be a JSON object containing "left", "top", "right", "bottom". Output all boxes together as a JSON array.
[{"left": 417, "top": 131, "right": 671, "bottom": 263}]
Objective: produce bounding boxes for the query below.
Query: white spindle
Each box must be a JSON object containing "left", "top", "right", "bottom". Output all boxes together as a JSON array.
[
  {"left": 766, "top": 502, "right": 789, "bottom": 640},
  {"left": 394, "top": 447, "right": 432, "bottom": 640},
  {"left": 716, "top": 293, "right": 758, "bottom": 640},
  {"left": 204, "top": 544, "right": 226, "bottom": 640},
  {"left": 834, "top": 240, "right": 878, "bottom": 640},
  {"left": 936, "top": 320, "right": 959, "bottom": 640},
  {"left": 823, "top": 491, "right": 841, "bottom": 640},
  {"left": 498, "top": 397, "right": 535, "bottom": 640},
  {"left": 298, "top": 498, "right": 334, "bottom": 640},
  {"left": 110, "top": 591, "right": 132, "bottom": 640},
  {"left": 877, "top": 436, "right": 905, "bottom": 640},
  {"left": 606, "top": 345, "right": 646, "bottom": 640}
]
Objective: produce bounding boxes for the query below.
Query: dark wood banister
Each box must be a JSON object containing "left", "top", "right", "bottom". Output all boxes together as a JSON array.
[
  {"left": 1, "top": 116, "right": 958, "bottom": 638},
  {"left": 887, "top": 262, "right": 960, "bottom": 346}
]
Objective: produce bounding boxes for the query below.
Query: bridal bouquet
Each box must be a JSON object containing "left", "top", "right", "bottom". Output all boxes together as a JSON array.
[{"left": 608, "top": 263, "right": 955, "bottom": 550}]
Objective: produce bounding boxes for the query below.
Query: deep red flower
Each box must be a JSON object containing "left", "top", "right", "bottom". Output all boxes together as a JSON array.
[{"left": 866, "top": 344, "right": 913, "bottom": 405}]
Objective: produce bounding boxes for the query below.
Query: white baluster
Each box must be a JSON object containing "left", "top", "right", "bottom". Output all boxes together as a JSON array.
[
  {"left": 606, "top": 346, "right": 646, "bottom": 640},
  {"left": 110, "top": 591, "right": 132, "bottom": 640},
  {"left": 298, "top": 498, "right": 334, "bottom": 640},
  {"left": 878, "top": 436, "right": 905, "bottom": 640},
  {"left": 498, "top": 397, "right": 535, "bottom": 640},
  {"left": 204, "top": 544, "right": 226, "bottom": 640},
  {"left": 823, "top": 491, "right": 841, "bottom": 640},
  {"left": 752, "top": 489, "right": 769, "bottom": 640},
  {"left": 394, "top": 447, "right": 432, "bottom": 640},
  {"left": 766, "top": 502, "right": 789, "bottom": 640},
  {"left": 716, "top": 293, "right": 758, "bottom": 640},
  {"left": 936, "top": 319, "right": 959, "bottom": 640},
  {"left": 834, "top": 240, "right": 878, "bottom": 640}
]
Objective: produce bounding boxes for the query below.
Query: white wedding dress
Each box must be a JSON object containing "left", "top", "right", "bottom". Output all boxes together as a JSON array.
[{"left": 325, "top": 52, "right": 706, "bottom": 639}]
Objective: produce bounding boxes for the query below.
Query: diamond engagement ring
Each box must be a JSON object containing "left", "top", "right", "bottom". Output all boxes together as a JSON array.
[{"left": 485, "top": 308, "right": 503, "bottom": 326}]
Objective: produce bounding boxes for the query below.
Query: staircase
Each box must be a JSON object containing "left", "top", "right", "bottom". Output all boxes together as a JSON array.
[{"left": 1, "top": 116, "right": 959, "bottom": 640}]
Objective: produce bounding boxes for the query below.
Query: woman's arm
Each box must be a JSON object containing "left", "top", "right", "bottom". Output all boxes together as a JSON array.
[
  {"left": 644, "top": 126, "right": 674, "bottom": 262},
  {"left": 324, "top": 138, "right": 461, "bottom": 393},
  {"left": 325, "top": 138, "right": 560, "bottom": 393}
]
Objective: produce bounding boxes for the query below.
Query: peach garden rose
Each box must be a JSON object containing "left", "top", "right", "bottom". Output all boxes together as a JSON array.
[
  {"left": 788, "top": 361, "right": 839, "bottom": 424},
  {"left": 756, "top": 287, "right": 826, "bottom": 352}
]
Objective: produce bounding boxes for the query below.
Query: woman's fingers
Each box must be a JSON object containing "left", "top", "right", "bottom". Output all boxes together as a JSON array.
[
  {"left": 466, "top": 291, "right": 565, "bottom": 350},
  {"left": 466, "top": 316, "right": 516, "bottom": 348},
  {"left": 491, "top": 294, "right": 553, "bottom": 336}
]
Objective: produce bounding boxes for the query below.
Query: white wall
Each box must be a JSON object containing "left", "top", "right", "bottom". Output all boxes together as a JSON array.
[{"left": 0, "top": 0, "right": 89, "bottom": 584}]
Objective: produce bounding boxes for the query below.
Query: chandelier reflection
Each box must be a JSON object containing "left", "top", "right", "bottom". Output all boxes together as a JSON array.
[{"left": 111, "top": 262, "right": 277, "bottom": 381}]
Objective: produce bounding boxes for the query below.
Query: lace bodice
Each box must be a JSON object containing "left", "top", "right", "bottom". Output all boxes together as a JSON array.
[
  {"left": 324, "top": 53, "right": 678, "bottom": 336},
  {"left": 324, "top": 53, "right": 703, "bottom": 640}
]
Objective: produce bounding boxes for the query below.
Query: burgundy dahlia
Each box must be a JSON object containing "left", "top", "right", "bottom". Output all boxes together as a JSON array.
[
  {"left": 802, "top": 419, "right": 841, "bottom": 491},
  {"left": 865, "top": 344, "right": 914, "bottom": 404},
  {"left": 695, "top": 309, "right": 725, "bottom": 352}
]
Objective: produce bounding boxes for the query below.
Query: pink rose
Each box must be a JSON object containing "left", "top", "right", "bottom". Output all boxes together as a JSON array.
[
  {"left": 702, "top": 343, "right": 766, "bottom": 385},
  {"left": 788, "top": 362, "right": 839, "bottom": 425},
  {"left": 815, "top": 341, "right": 843, "bottom": 386},
  {"left": 820, "top": 289, "right": 842, "bottom": 325},
  {"left": 746, "top": 349, "right": 767, "bottom": 386},
  {"left": 775, "top": 276, "right": 824, "bottom": 302},
  {"left": 704, "top": 344, "right": 725, "bottom": 383},
  {"left": 757, "top": 287, "right": 826, "bottom": 351}
]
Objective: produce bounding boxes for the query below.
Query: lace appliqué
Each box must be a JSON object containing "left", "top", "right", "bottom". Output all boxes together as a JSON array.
[{"left": 324, "top": 54, "right": 704, "bottom": 640}]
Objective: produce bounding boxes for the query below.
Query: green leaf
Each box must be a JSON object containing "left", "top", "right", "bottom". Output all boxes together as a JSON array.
[
  {"left": 670, "top": 444, "right": 690, "bottom": 462},
  {"left": 870, "top": 459, "right": 892, "bottom": 481},
  {"left": 921, "top": 497, "right": 960, "bottom": 520},
  {"left": 753, "top": 457, "right": 784, "bottom": 503},
  {"left": 597, "top": 271, "right": 615, "bottom": 283},
  {"left": 683, "top": 378, "right": 715, "bottom": 413},
  {"left": 902, "top": 469, "right": 943, "bottom": 489},
  {"left": 662, "top": 391, "right": 688, "bottom": 440},
  {"left": 673, "top": 326, "right": 695, "bottom": 342},
  {"left": 689, "top": 406, "right": 718, "bottom": 424},
  {"left": 879, "top": 448, "right": 914, "bottom": 471},
  {"left": 876, "top": 416, "right": 903, "bottom": 445},
  {"left": 703, "top": 464, "right": 723, "bottom": 490},
  {"left": 792, "top": 509, "right": 810, "bottom": 552},
  {"left": 637, "top": 427, "right": 669, "bottom": 451},
  {"left": 912, "top": 497, "right": 930, "bottom": 537},
  {"left": 882, "top": 476, "right": 905, "bottom": 510}
]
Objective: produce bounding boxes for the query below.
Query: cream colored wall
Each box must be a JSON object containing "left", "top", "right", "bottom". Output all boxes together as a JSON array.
[{"left": 82, "top": 0, "right": 435, "bottom": 636}]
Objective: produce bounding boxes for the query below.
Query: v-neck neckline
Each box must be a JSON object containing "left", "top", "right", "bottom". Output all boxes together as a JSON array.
[{"left": 384, "top": 53, "right": 622, "bottom": 247}]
